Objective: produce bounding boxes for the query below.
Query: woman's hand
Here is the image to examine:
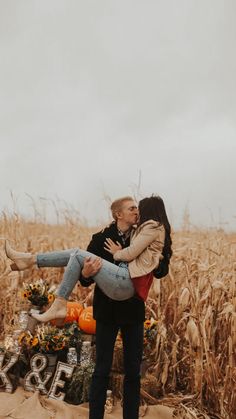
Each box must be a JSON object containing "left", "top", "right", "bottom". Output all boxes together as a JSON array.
[{"left": 104, "top": 238, "right": 122, "bottom": 255}]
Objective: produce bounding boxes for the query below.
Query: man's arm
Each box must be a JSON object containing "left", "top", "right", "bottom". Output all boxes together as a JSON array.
[{"left": 79, "top": 232, "right": 104, "bottom": 287}]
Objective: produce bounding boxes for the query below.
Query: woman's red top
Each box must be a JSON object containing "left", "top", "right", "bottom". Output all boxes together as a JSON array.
[{"left": 131, "top": 272, "right": 154, "bottom": 301}]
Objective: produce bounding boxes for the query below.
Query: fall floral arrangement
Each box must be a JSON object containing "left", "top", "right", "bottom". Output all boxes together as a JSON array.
[
  {"left": 143, "top": 318, "right": 158, "bottom": 351},
  {"left": 18, "top": 323, "right": 81, "bottom": 354},
  {"left": 22, "top": 279, "right": 55, "bottom": 307}
]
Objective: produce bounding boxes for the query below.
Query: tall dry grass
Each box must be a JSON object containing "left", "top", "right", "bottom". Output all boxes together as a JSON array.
[{"left": 0, "top": 212, "right": 235, "bottom": 418}]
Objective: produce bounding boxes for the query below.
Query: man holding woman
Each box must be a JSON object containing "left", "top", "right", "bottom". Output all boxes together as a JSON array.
[{"left": 5, "top": 195, "right": 172, "bottom": 419}]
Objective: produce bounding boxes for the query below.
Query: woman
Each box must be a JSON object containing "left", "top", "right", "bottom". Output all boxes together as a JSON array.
[{"left": 5, "top": 195, "right": 172, "bottom": 323}]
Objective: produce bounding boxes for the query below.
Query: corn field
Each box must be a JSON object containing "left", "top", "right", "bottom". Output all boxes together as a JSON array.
[{"left": 0, "top": 212, "right": 235, "bottom": 418}]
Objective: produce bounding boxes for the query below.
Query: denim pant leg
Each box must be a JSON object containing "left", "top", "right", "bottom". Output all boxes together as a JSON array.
[
  {"left": 37, "top": 248, "right": 77, "bottom": 268},
  {"left": 57, "top": 249, "right": 134, "bottom": 301},
  {"left": 89, "top": 321, "right": 119, "bottom": 419},
  {"left": 121, "top": 322, "right": 144, "bottom": 419},
  {"left": 37, "top": 247, "right": 134, "bottom": 301}
]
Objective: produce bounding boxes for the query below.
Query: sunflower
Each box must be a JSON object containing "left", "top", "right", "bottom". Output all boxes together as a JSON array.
[
  {"left": 144, "top": 320, "right": 151, "bottom": 329},
  {"left": 22, "top": 291, "right": 28, "bottom": 299},
  {"left": 25, "top": 336, "right": 33, "bottom": 346},
  {"left": 48, "top": 294, "right": 54, "bottom": 303},
  {"left": 18, "top": 331, "right": 27, "bottom": 344},
  {"left": 32, "top": 337, "right": 39, "bottom": 347}
]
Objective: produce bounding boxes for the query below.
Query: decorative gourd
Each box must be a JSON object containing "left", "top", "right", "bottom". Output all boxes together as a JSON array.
[
  {"left": 50, "top": 302, "right": 83, "bottom": 326},
  {"left": 78, "top": 306, "right": 96, "bottom": 334}
]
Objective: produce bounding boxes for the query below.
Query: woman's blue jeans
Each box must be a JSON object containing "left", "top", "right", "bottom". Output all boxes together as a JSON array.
[{"left": 37, "top": 248, "right": 135, "bottom": 301}]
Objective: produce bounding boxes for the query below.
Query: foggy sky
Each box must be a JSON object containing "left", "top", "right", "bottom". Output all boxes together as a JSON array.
[{"left": 0, "top": 0, "right": 236, "bottom": 230}]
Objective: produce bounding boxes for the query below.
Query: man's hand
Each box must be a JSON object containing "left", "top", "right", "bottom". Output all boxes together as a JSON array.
[{"left": 81, "top": 256, "right": 102, "bottom": 278}]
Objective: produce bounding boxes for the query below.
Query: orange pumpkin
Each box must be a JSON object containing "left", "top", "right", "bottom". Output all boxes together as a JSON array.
[
  {"left": 50, "top": 301, "right": 83, "bottom": 326},
  {"left": 78, "top": 306, "right": 96, "bottom": 334},
  {"left": 65, "top": 301, "right": 83, "bottom": 323}
]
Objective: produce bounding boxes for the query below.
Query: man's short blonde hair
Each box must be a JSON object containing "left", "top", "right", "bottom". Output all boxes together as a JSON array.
[{"left": 110, "top": 196, "right": 134, "bottom": 221}]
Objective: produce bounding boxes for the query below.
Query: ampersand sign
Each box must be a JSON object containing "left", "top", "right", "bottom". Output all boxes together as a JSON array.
[{"left": 24, "top": 353, "right": 52, "bottom": 395}]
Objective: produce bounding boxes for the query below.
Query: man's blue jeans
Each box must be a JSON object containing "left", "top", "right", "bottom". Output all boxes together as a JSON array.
[{"left": 89, "top": 320, "right": 144, "bottom": 419}]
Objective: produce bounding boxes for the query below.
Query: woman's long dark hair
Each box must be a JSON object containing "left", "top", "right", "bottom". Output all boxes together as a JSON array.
[{"left": 138, "top": 195, "right": 172, "bottom": 260}]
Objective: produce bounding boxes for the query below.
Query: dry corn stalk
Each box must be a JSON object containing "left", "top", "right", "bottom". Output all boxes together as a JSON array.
[
  {"left": 179, "top": 287, "right": 190, "bottom": 311},
  {"left": 231, "top": 312, "right": 236, "bottom": 350},
  {"left": 0, "top": 212, "right": 236, "bottom": 417},
  {"left": 186, "top": 318, "right": 200, "bottom": 350}
]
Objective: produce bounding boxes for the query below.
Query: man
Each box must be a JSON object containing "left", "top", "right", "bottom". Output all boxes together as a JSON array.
[{"left": 80, "top": 196, "right": 144, "bottom": 419}]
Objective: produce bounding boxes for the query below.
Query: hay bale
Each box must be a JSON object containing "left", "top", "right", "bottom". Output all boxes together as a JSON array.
[{"left": 141, "top": 373, "right": 161, "bottom": 401}]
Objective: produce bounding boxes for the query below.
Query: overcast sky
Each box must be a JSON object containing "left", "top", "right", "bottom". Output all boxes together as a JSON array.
[{"left": 0, "top": 0, "right": 235, "bottom": 230}]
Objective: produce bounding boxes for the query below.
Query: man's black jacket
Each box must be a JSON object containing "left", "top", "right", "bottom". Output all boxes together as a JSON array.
[{"left": 80, "top": 222, "right": 145, "bottom": 324}]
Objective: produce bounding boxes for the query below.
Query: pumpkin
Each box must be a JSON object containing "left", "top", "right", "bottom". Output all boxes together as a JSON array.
[
  {"left": 78, "top": 306, "right": 96, "bottom": 334},
  {"left": 65, "top": 301, "right": 83, "bottom": 323},
  {"left": 50, "top": 301, "right": 83, "bottom": 326}
]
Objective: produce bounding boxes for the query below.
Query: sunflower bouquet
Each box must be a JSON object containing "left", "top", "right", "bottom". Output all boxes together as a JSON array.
[
  {"left": 21, "top": 279, "right": 55, "bottom": 307},
  {"left": 18, "top": 323, "right": 81, "bottom": 354}
]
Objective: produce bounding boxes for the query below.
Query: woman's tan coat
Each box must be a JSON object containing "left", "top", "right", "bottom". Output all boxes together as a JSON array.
[{"left": 113, "top": 220, "right": 165, "bottom": 277}]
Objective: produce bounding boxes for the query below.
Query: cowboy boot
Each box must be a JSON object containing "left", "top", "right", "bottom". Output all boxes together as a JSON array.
[
  {"left": 32, "top": 297, "right": 67, "bottom": 323},
  {"left": 5, "top": 240, "right": 36, "bottom": 270}
]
